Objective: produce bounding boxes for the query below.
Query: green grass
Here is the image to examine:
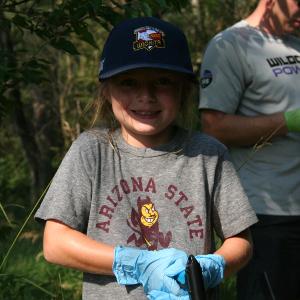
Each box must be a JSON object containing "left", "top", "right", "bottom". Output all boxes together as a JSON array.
[
  {"left": 0, "top": 229, "right": 82, "bottom": 300},
  {"left": 220, "top": 275, "right": 237, "bottom": 300}
]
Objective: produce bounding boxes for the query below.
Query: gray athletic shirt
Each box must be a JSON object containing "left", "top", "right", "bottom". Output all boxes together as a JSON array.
[
  {"left": 35, "top": 127, "right": 257, "bottom": 300},
  {"left": 199, "top": 20, "right": 300, "bottom": 216}
]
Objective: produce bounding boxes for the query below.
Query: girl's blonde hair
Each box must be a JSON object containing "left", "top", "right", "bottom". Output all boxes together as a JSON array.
[{"left": 90, "top": 75, "right": 199, "bottom": 131}]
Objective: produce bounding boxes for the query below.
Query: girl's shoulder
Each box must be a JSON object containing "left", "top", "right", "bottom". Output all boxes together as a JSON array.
[
  {"left": 183, "top": 130, "right": 228, "bottom": 157},
  {"left": 71, "top": 127, "right": 111, "bottom": 152}
]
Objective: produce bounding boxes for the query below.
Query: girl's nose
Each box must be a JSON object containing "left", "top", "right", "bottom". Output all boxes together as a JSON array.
[{"left": 137, "top": 83, "right": 156, "bottom": 102}]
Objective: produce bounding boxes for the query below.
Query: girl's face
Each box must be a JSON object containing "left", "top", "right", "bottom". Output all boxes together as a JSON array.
[{"left": 106, "top": 68, "right": 185, "bottom": 148}]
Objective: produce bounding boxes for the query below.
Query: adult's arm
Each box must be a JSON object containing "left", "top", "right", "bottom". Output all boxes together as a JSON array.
[
  {"left": 214, "top": 229, "right": 253, "bottom": 278},
  {"left": 43, "top": 219, "right": 114, "bottom": 275},
  {"left": 201, "top": 109, "right": 287, "bottom": 147}
]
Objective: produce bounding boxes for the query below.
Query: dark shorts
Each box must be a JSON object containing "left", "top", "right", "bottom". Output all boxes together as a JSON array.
[{"left": 237, "top": 215, "right": 300, "bottom": 300}]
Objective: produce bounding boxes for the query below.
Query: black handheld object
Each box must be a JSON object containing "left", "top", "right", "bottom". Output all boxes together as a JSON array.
[{"left": 185, "top": 255, "right": 206, "bottom": 300}]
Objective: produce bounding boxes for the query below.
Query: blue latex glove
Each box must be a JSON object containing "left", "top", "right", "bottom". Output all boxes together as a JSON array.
[
  {"left": 147, "top": 290, "right": 190, "bottom": 300},
  {"left": 176, "top": 254, "right": 225, "bottom": 289},
  {"left": 113, "top": 246, "right": 188, "bottom": 295}
]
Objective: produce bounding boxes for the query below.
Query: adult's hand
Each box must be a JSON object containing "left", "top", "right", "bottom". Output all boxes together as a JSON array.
[{"left": 284, "top": 108, "right": 300, "bottom": 132}]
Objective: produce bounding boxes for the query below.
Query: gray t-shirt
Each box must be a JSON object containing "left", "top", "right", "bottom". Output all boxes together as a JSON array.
[
  {"left": 199, "top": 20, "right": 300, "bottom": 216},
  {"left": 35, "top": 127, "right": 257, "bottom": 300}
]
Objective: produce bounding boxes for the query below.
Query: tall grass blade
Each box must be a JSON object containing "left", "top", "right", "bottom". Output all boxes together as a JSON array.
[
  {"left": 0, "top": 201, "right": 12, "bottom": 226},
  {"left": 0, "top": 180, "right": 52, "bottom": 271},
  {"left": 22, "top": 277, "right": 57, "bottom": 297},
  {"left": 0, "top": 273, "right": 56, "bottom": 297},
  {"left": 59, "top": 273, "right": 65, "bottom": 300},
  {"left": 237, "top": 123, "right": 284, "bottom": 171}
]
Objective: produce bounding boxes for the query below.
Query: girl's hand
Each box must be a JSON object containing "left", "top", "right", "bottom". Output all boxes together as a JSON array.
[
  {"left": 113, "top": 246, "right": 188, "bottom": 295},
  {"left": 147, "top": 290, "right": 189, "bottom": 300},
  {"left": 176, "top": 254, "right": 225, "bottom": 289}
]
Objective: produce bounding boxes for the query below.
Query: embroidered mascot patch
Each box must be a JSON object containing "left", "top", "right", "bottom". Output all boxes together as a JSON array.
[{"left": 133, "top": 26, "right": 165, "bottom": 51}]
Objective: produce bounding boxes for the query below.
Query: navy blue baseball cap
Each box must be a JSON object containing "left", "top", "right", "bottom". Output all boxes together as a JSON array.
[{"left": 99, "top": 17, "right": 195, "bottom": 80}]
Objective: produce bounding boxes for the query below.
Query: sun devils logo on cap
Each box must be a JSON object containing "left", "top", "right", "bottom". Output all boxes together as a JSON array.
[{"left": 133, "top": 26, "right": 165, "bottom": 51}]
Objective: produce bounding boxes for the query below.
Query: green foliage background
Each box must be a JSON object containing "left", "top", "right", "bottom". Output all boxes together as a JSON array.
[{"left": 0, "top": 0, "right": 257, "bottom": 299}]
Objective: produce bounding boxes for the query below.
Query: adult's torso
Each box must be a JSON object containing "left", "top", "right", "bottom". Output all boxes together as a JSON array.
[{"left": 200, "top": 20, "right": 300, "bottom": 216}]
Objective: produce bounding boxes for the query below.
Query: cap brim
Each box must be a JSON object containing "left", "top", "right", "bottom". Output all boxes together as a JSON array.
[{"left": 99, "top": 63, "right": 196, "bottom": 81}]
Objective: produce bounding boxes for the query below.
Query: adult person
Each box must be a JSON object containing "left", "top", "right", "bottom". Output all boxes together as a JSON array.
[{"left": 199, "top": 0, "right": 300, "bottom": 299}]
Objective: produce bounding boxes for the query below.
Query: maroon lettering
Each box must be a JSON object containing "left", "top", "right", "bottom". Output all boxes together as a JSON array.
[
  {"left": 99, "top": 205, "right": 114, "bottom": 219},
  {"left": 107, "top": 195, "right": 117, "bottom": 207},
  {"left": 132, "top": 177, "right": 143, "bottom": 192},
  {"left": 120, "top": 179, "right": 130, "bottom": 194},
  {"left": 189, "top": 229, "right": 203, "bottom": 239},
  {"left": 175, "top": 191, "right": 188, "bottom": 206},
  {"left": 180, "top": 205, "right": 194, "bottom": 218},
  {"left": 112, "top": 185, "right": 123, "bottom": 201},
  {"left": 96, "top": 221, "right": 110, "bottom": 233},
  {"left": 145, "top": 177, "right": 156, "bottom": 193},
  {"left": 187, "top": 215, "right": 203, "bottom": 227},
  {"left": 165, "top": 184, "right": 177, "bottom": 199}
]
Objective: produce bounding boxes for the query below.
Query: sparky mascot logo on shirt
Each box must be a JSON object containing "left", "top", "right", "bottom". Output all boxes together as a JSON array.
[
  {"left": 133, "top": 26, "right": 165, "bottom": 51},
  {"left": 127, "top": 196, "right": 172, "bottom": 250}
]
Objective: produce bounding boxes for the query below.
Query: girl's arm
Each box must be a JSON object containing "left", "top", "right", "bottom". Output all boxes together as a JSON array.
[
  {"left": 43, "top": 219, "right": 114, "bottom": 275},
  {"left": 214, "top": 228, "right": 253, "bottom": 277},
  {"left": 44, "top": 219, "right": 191, "bottom": 295}
]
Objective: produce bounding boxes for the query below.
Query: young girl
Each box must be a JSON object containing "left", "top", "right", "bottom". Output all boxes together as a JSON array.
[{"left": 35, "top": 17, "right": 257, "bottom": 300}]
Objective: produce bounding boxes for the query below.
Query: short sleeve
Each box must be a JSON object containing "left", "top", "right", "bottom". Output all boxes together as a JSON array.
[
  {"left": 34, "top": 133, "right": 96, "bottom": 232},
  {"left": 199, "top": 31, "right": 247, "bottom": 114},
  {"left": 212, "top": 151, "right": 257, "bottom": 239}
]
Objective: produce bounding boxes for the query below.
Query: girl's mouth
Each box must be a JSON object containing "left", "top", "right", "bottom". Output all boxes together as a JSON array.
[{"left": 131, "top": 110, "right": 160, "bottom": 118}]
